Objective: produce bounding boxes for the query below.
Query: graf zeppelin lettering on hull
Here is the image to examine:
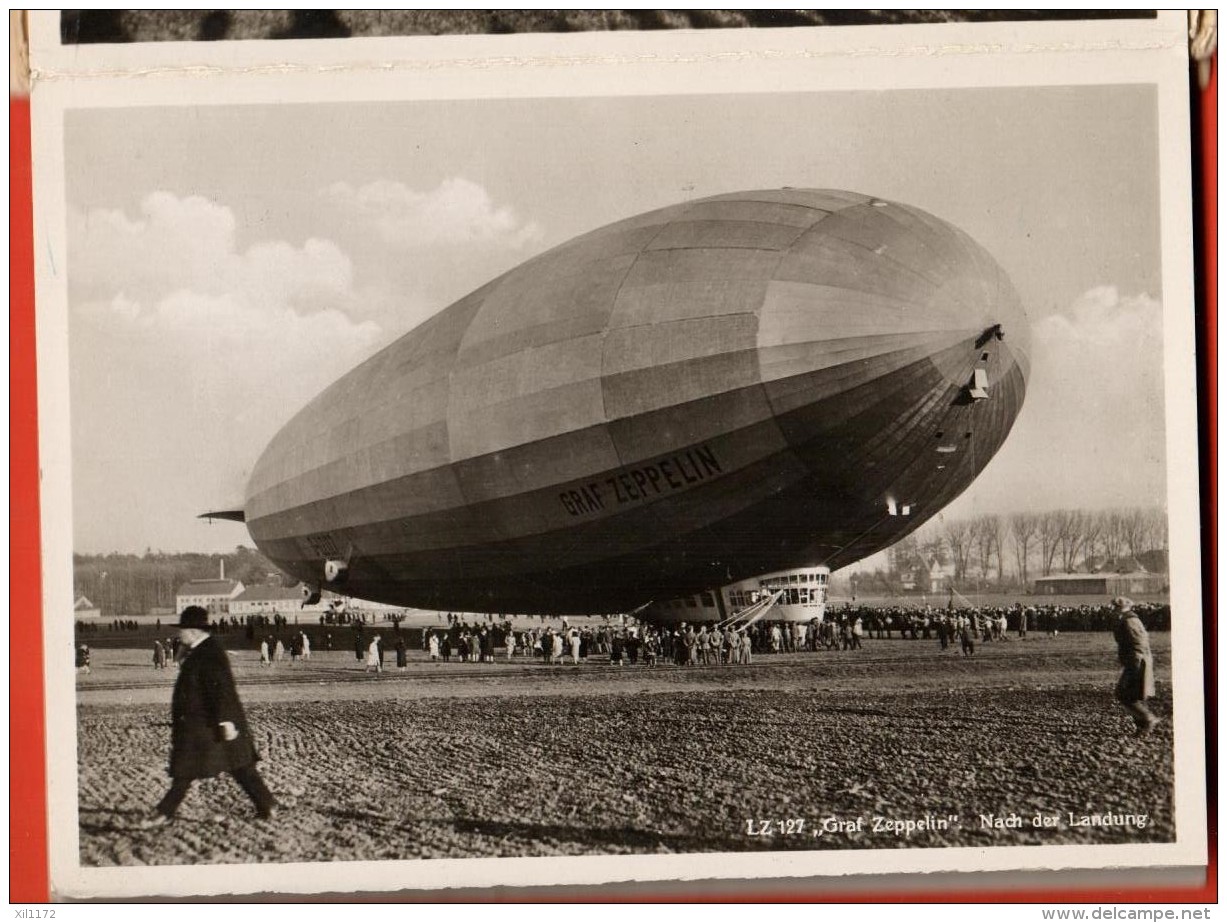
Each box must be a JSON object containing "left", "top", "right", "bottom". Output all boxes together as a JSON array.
[{"left": 560, "top": 444, "right": 724, "bottom": 517}]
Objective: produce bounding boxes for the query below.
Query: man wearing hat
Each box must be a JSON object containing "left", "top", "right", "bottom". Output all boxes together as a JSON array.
[
  {"left": 1111, "top": 596, "right": 1159, "bottom": 735},
  {"left": 147, "top": 606, "right": 276, "bottom": 824}
]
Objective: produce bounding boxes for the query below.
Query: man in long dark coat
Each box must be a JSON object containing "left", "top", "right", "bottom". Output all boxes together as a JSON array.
[
  {"left": 1112, "top": 596, "right": 1159, "bottom": 735},
  {"left": 147, "top": 606, "right": 276, "bottom": 824}
]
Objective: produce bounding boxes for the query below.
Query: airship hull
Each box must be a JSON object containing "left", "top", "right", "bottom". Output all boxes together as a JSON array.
[{"left": 244, "top": 190, "right": 1030, "bottom": 614}]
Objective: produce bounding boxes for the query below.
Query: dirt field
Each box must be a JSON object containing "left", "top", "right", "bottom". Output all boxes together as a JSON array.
[{"left": 76, "top": 634, "right": 1174, "bottom": 866}]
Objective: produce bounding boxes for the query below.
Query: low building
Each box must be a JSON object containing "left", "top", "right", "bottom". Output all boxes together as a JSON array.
[
  {"left": 1033, "top": 572, "right": 1167, "bottom": 596},
  {"left": 73, "top": 595, "right": 101, "bottom": 620},
  {"left": 174, "top": 578, "right": 244, "bottom": 616}
]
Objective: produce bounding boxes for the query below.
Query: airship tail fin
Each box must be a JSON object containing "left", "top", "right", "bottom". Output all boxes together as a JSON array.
[{"left": 198, "top": 509, "right": 246, "bottom": 523}]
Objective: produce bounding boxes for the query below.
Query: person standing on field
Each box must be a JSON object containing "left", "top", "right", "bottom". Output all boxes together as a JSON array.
[
  {"left": 145, "top": 606, "right": 275, "bottom": 825},
  {"left": 1112, "top": 596, "right": 1159, "bottom": 735},
  {"left": 960, "top": 614, "right": 975, "bottom": 657},
  {"left": 395, "top": 637, "right": 408, "bottom": 671},
  {"left": 366, "top": 635, "right": 383, "bottom": 673}
]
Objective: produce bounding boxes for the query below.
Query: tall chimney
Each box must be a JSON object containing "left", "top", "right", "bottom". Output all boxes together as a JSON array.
[{"left": 220, "top": 558, "right": 225, "bottom": 581}]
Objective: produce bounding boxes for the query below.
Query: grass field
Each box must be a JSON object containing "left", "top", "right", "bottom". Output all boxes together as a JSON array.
[{"left": 76, "top": 633, "right": 1174, "bottom": 866}]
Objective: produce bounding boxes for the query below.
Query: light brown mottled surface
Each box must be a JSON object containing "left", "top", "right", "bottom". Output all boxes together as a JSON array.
[{"left": 77, "top": 633, "right": 1173, "bottom": 865}]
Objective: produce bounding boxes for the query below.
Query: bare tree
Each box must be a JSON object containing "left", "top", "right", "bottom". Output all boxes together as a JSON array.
[
  {"left": 1056, "top": 510, "right": 1079, "bottom": 573},
  {"left": 1142, "top": 506, "right": 1168, "bottom": 555},
  {"left": 1055, "top": 508, "right": 1104, "bottom": 574},
  {"left": 971, "top": 514, "right": 1004, "bottom": 584},
  {"left": 1098, "top": 509, "right": 1126, "bottom": 566},
  {"left": 888, "top": 533, "right": 921, "bottom": 581},
  {"left": 966, "top": 517, "right": 984, "bottom": 584},
  {"left": 942, "top": 518, "right": 974, "bottom": 584},
  {"left": 1009, "top": 512, "right": 1038, "bottom": 586},
  {"left": 1038, "top": 510, "right": 1066, "bottom": 576},
  {"left": 1005, "top": 507, "right": 1165, "bottom": 582},
  {"left": 1120, "top": 507, "right": 1148, "bottom": 560},
  {"left": 1080, "top": 512, "right": 1103, "bottom": 570},
  {"left": 988, "top": 514, "right": 1007, "bottom": 581},
  {"left": 1056, "top": 508, "right": 1103, "bottom": 574}
]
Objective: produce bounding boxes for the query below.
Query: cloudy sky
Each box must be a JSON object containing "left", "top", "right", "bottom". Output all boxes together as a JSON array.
[{"left": 64, "top": 84, "right": 1167, "bottom": 556}]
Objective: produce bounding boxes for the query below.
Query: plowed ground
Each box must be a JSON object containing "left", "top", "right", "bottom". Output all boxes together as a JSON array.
[{"left": 76, "top": 634, "right": 1175, "bottom": 865}]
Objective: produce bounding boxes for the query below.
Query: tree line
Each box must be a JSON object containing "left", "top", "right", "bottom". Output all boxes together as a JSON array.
[
  {"left": 76, "top": 507, "right": 1169, "bottom": 615},
  {"left": 73, "top": 546, "right": 282, "bottom": 617},
  {"left": 859, "top": 506, "right": 1168, "bottom": 595}
]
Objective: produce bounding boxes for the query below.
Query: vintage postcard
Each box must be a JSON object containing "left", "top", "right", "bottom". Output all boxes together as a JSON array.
[{"left": 26, "top": 11, "right": 1206, "bottom": 900}]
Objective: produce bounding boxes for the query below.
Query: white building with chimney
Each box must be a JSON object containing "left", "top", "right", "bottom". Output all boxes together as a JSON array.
[{"left": 174, "top": 559, "right": 243, "bottom": 616}]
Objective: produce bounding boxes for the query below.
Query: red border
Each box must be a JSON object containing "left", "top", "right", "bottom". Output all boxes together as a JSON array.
[
  {"left": 11, "top": 95, "right": 50, "bottom": 903},
  {"left": 4, "top": 55, "right": 1216, "bottom": 904}
]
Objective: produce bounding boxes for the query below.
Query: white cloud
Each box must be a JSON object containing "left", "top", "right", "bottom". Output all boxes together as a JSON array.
[
  {"left": 241, "top": 238, "right": 353, "bottom": 310},
  {"left": 1029, "top": 286, "right": 1165, "bottom": 432},
  {"left": 69, "top": 193, "right": 354, "bottom": 311},
  {"left": 69, "top": 193, "right": 235, "bottom": 303},
  {"left": 323, "top": 177, "right": 543, "bottom": 250},
  {"left": 1033, "top": 285, "right": 1162, "bottom": 367},
  {"left": 67, "top": 185, "right": 549, "bottom": 552},
  {"left": 68, "top": 193, "right": 385, "bottom": 553}
]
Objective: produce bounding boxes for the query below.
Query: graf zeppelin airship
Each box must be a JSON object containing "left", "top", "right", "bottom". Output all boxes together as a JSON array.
[{"left": 228, "top": 189, "right": 1030, "bottom": 617}]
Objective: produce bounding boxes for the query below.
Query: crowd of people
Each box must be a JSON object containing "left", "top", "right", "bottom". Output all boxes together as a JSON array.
[
  {"left": 75, "top": 599, "right": 1171, "bottom": 675},
  {"left": 405, "top": 600, "right": 1172, "bottom": 668},
  {"left": 353, "top": 633, "right": 410, "bottom": 672},
  {"left": 257, "top": 629, "right": 316, "bottom": 667},
  {"left": 829, "top": 600, "right": 1170, "bottom": 639},
  {"left": 75, "top": 618, "right": 146, "bottom": 633}
]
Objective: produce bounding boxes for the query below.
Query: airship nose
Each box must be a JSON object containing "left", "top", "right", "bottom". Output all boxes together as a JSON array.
[{"left": 755, "top": 194, "right": 1028, "bottom": 414}]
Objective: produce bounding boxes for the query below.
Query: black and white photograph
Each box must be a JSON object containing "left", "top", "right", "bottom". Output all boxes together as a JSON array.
[{"left": 28, "top": 11, "right": 1206, "bottom": 898}]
